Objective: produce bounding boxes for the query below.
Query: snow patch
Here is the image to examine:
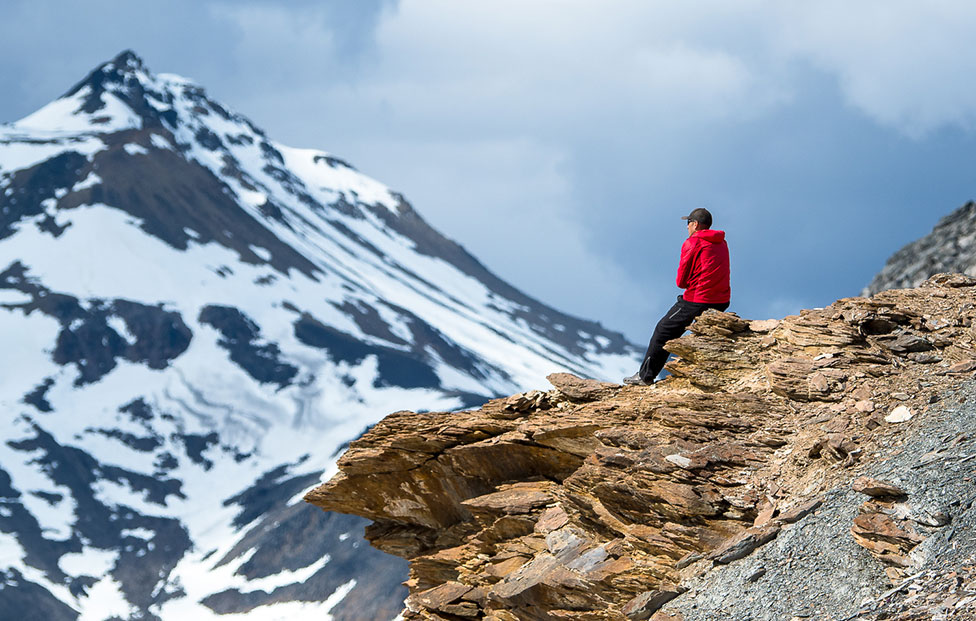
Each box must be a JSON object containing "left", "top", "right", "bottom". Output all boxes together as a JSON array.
[
  {"left": 150, "top": 134, "right": 171, "bottom": 150},
  {"left": 123, "top": 143, "right": 149, "bottom": 156},
  {"left": 59, "top": 547, "right": 117, "bottom": 577}
]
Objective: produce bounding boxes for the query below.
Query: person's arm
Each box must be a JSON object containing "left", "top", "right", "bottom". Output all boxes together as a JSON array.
[{"left": 676, "top": 237, "right": 697, "bottom": 289}]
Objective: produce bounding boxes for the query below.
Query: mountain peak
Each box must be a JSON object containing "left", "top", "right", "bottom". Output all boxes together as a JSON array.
[
  {"left": 63, "top": 49, "right": 152, "bottom": 103},
  {"left": 12, "top": 49, "right": 248, "bottom": 138},
  {"left": 111, "top": 49, "right": 145, "bottom": 69}
]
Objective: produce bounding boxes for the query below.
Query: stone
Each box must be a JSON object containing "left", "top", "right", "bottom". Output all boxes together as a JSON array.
[
  {"left": 851, "top": 512, "right": 924, "bottom": 566},
  {"left": 674, "top": 553, "right": 703, "bottom": 569},
  {"left": 777, "top": 498, "right": 823, "bottom": 524},
  {"left": 688, "top": 310, "right": 751, "bottom": 336},
  {"left": 885, "top": 405, "right": 914, "bottom": 423},
  {"left": 810, "top": 372, "right": 829, "bottom": 392},
  {"left": 410, "top": 582, "right": 474, "bottom": 612},
  {"left": 535, "top": 506, "right": 571, "bottom": 534},
  {"left": 947, "top": 359, "right": 976, "bottom": 374},
  {"left": 890, "top": 392, "right": 911, "bottom": 401},
  {"left": 462, "top": 483, "right": 555, "bottom": 516},
  {"left": 855, "top": 399, "right": 875, "bottom": 413},
  {"left": 884, "top": 333, "right": 934, "bottom": 353},
  {"left": 709, "top": 524, "right": 780, "bottom": 564},
  {"left": 650, "top": 613, "right": 685, "bottom": 621},
  {"left": 665, "top": 454, "right": 694, "bottom": 469},
  {"left": 490, "top": 554, "right": 585, "bottom": 601},
  {"left": 852, "top": 477, "right": 907, "bottom": 498},
  {"left": 749, "top": 319, "right": 780, "bottom": 333},
  {"left": 503, "top": 390, "right": 551, "bottom": 414},
  {"left": 753, "top": 501, "right": 776, "bottom": 527},
  {"left": 924, "top": 273, "right": 976, "bottom": 288},
  {"left": 547, "top": 373, "right": 617, "bottom": 401},
  {"left": 864, "top": 413, "right": 883, "bottom": 430},
  {"left": 851, "top": 385, "right": 873, "bottom": 400},
  {"left": 911, "top": 509, "right": 951, "bottom": 528},
  {"left": 621, "top": 587, "right": 687, "bottom": 620}
]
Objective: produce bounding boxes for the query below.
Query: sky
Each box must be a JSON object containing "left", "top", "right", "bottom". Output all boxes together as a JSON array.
[{"left": 3, "top": 0, "right": 976, "bottom": 345}]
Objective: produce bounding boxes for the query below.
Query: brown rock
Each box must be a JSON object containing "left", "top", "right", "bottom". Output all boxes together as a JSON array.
[
  {"left": 410, "top": 582, "right": 474, "bottom": 612},
  {"left": 777, "top": 498, "right": 823, "bottom": 524},
  {"left": 753, "top": 500, "right": 776, "bottom": 527},
  {"left": 767, "top": 358, "right": 847, "bottom": 402},
  {"left": 855, "top": 399, "right": 875, "bottom": 413},
  {"left": 749, "top": 319, "right": 780, "bottom": 333},
  {"left": 885, "top": 333, "right": 934, "bottom": 354},
  {"left": 947, "top": 359, "right": 976, "bottom": 374},
  {"left": 650, "top": 614, "right": 684, "bottom": 621},
  {"left": 851, "top": 512, "right": 923, "bottom": 565},
  {"left": 441, "top": 601, "right": 480, "bottom": 617},
  {"left": 484, "top": 611, "right": 521, "bottom": 621},
  {"left": 547, "top": 373, "right": 617, "bottom": 401},
  {"left": 490, "top": 554, "right": 586, "bottom": 601},
  {"left": 462, "top": 483, "right": 555, "bottom": 516},
  {"left": 688, "top": 310, "right": 751, "bottom": 336},
  {"left": 622, "top": 587, "right": 687, "bottom": 620},
  {"left": 924, "top": 273, "right": 976, "bottom": 288},
  {"left": 852, "top": 477, "right": 907, "bottom": 498},
  {"left": 810, "top": 372, "right": 829, "bottom": 392},
  {"left": 709, "top": 524, "right": 780, "bottom": 564},
  {"left": 535, "top": 505, "right": 571, "bottom": 534},
  {"left": 908, "top": 352, "right": 942, "bottom": 364}
]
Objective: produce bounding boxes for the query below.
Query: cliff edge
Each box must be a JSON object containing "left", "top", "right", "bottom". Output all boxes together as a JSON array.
[{"left": 306, "top": 274, "right": 976, "bottom": 620}]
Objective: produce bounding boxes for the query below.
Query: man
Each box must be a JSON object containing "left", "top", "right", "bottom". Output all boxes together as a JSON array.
[{"left": 624, "top": 208, "right": 730, "bottom": 385}]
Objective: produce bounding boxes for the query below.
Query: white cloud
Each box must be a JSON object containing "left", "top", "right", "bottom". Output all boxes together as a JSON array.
[
  {"left": 768, "top": 1, "right": 976, "bottom": 135},
  {"left": 348, "top": 136, "right": 649, "bottom": 334},
  {"left": 10, "top": 1, "right": 976, "bottom": 340}
]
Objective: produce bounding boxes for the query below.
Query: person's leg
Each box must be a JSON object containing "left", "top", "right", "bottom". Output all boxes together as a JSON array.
[{"left": 637, "top": 298, "right": 704, "bottom": 382}]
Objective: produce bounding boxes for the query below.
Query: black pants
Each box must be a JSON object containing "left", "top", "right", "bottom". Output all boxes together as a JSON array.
[{"left": 638, "top": 296, "right": 729, "bottom": 382}]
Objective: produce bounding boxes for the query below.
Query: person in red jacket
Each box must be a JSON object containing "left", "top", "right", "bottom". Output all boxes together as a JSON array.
[{"left": 624, "top": 208, "right": 730, "bottom": 385}]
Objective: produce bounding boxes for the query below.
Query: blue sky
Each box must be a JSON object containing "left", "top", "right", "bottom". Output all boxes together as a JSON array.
[{"left": 3, "top": 0, "right": 975, "bottom": 343}]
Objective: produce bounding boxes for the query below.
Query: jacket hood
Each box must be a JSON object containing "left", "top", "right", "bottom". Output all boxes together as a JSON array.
[{"left": 695, "top": 229, "right": 725, "bottom": 243}]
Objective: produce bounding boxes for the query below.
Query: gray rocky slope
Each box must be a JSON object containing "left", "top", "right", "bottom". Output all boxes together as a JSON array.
[{"left": 864, "top": 200, "right": 976, "bottom": 295}]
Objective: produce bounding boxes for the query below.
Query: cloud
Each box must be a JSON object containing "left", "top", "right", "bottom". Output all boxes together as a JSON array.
[
  {"left": 7, "top": 1, "right": 976, "bottom": 341},
  {"left": 768, "top": 1, "right": 976, "bottom": 135}
]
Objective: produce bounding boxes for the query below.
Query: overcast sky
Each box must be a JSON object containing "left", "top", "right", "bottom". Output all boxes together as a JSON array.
[{"left": 4, "top": 0, "right": 976, "bottom": 344}]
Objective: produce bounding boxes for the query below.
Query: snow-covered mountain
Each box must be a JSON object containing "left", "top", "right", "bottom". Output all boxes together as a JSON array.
[
  {"left": 0, "top": 51, "right": 638, "bottom": 620},
  {"left": 864, "top": 200, "right": 976, "bottom": 295}
]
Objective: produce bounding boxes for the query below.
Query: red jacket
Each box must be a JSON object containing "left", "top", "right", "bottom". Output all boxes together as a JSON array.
[{"left": 676, "top": 229, "right": 730, "bottom": 304}]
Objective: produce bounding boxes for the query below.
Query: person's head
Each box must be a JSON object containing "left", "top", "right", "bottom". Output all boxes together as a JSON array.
[{"left": 681, "top": 208, "right": 712, "bottom": 236}]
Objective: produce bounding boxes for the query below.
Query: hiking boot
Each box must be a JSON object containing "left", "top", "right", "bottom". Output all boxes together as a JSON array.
[{"left": 622, "top": 373, "right": 651, "bottom": 386}]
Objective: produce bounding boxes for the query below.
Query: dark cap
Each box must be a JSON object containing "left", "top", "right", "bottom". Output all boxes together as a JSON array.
[{"left": 681, "top": 208, "right": 712, "bottom": 228}]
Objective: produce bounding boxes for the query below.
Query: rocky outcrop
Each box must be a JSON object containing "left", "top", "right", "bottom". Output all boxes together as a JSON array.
[
  {"left": 864, "top": 200, "right": 976, "bottom": 295},
  {"left": 306, "top": 274, "right": 976, "bottom": 620}
]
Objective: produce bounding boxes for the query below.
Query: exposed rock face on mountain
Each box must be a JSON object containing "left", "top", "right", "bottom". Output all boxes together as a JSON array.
[
  {"left": 308, "top": 274, "right": 976, "bottom": 620},
  {"left": 864, "top": 200, "right": 976, "bottom": 295},
  {"left": 0, "top": 51, "right": 637, "bottom": 619}
]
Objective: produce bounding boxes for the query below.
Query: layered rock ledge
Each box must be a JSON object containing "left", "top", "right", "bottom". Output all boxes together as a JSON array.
[{"left": 306, "top": 274, "right": 976, "bottom": 621}]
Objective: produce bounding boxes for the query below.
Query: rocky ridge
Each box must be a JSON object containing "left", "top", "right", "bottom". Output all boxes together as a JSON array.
[
  {"left": 864, "top": 200, "right": 976, "bottom": 296},
  {"left": 307, "top": 273, "right": 976, "bottom": 620}
]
